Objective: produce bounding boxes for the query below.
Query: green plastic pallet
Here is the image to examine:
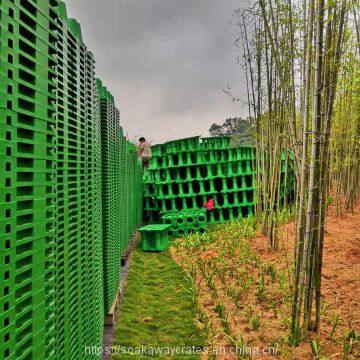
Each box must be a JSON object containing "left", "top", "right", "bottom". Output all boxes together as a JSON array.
[
  {"left": 0, "top": 1, "right": 58, "bottom": 360},
  {"left": 97, "top": 79, "right": 143, "bottom": 314},
  {"left": 53, "top": 2, "right": 103, "bottom": 359}
]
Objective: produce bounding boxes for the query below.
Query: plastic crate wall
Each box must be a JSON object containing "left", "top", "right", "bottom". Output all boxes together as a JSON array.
[
  {"left": 97, "top": 79, "right": 143, "bottom": 314},
  {"left": 97, "top": 78, "right": 121, "bottom": 313},
  {"left": 54, "top": 2, "right": 103, "bottom": 359},
  {"left": 1, "top": 1, "right": 143, "bottom": 359},
  {"left": 0, "top": 1, "right": 58, "bottom": 359}
]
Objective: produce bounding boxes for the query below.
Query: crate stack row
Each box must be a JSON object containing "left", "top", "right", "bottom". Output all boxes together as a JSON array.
[
  {"left": 1, "top": 1, "right": 143, "bottom": 360},
  {"left": 123, "top": 140, "right": 143, "bottom": 241},
  {"left": 0, "top": 0, "right": 56, "bottom": 359},
  {"left": 97, "top": 79, "right": 121, "bottom": 314},
  {"left": 0, "top": 1, "right": 58, "bottom": 359},
  {"left": 54, "top": 3, "right": 104, "bottom": 359},
  {"left": 97, "top": 79, "right": 143, "bottom": 314},
  {"left": 144, "top": 137, "right": 259, "bottom": 236}
]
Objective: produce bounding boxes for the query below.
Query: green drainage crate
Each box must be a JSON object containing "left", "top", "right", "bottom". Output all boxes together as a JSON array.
[
  {"left": 97, "top": 79, "right": 143, "bottom": 315},
  {"left": 143, "top": 136, "right": 294, "bottom": 228},
  {"left": 139, "top": 224, "right": 171, "bottom": 252},
  {"left": 54, "top": 3, "right": 104, "bottom": 359},
  {"left": 0, "top": 1, "right": 58, "bottom": 359},
  {"left": 161, "top": 208, "right": 207, "bottom": 238}
]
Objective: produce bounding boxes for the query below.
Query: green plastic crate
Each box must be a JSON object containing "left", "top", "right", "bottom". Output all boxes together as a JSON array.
[
  {"left": 139, "top": 224, "right": 171, "bottom": 252},
  {"left": 143, "top": 137, "right": 263, "bottom": 228},
  {"left": 0, "top": 1, "right": 58, "bottom": 359}
]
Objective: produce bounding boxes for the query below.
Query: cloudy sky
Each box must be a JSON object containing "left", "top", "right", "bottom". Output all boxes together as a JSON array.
[{"left": 65, "top": 0, "right": 247, "bottom": 143}]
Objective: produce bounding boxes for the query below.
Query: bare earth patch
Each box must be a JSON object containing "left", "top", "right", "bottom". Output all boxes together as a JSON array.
[{"left": 171, "top": 203, "right": 360, "bottom": 359}]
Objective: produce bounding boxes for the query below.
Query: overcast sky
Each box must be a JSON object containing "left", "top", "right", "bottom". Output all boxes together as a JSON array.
[{"left": 65, "top": 0, "right": 247, "bottom": 143}]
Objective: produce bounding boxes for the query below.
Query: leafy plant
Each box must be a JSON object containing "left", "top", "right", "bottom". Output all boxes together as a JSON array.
[
  {"left": 214, "top": 302, "right": 231, "bottom": 335},
  {"left": 329, "top": 313, "right": 340, "bottom": 340},
  {"left": 278, "top": 270, "right": 290, "bottom": 299},
  {"left": 343, "top": 327, "right": 360, "bottom": 359},
  {"left": 184, "top": 273, "right": 201, "bottom": 315},
  {"left": 256, "top": 274, "right": 266, "bottom": 301},
  {"left": 286, "top": 319, "right": 302, "bottom": 347},
  {"left": 233, "top": 289, "right": 241, "bottom": 309},
  {"left": 251, "top": 315, "right": 261, "bottom": 331},
  {"left": 222, "top": 332, "right": 249, "bottom": 359},
  {"left": 310, "top": 339, "right": 322, "bottom": 359},
  {"left": 271, "top": 301, "right": 278, "bottom": 319},
  {"left": 245, "top": 306, "right": 254, "bottom": 324},
  {"left": 266, "top": 264, "right": 277, "bottom": 282},
  {"left": 210, "top": 281, "right": 218, "bottom": 300}
]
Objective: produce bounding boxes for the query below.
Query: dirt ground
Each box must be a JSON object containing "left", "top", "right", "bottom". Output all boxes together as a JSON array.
[
  {"left": 171, "top": 202, "right": 360, "bottom": 359},
  {"left": 250, "top": 203, "right": 360, "bottom": 359}
]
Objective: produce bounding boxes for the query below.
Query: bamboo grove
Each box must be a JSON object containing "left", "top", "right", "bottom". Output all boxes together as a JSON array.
[{"left": 235, "top": 0, "right": 360, "bottom": 343}]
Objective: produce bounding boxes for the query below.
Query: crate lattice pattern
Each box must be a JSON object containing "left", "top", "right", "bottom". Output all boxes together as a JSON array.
[
  {"left": 144, "top": 136, "right": 294, "bottom": 237},
  {"left": 0, "top": 1, "right": 143, "bottom": 360}
]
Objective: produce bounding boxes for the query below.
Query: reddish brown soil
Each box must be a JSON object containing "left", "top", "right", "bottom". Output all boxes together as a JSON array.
[
  {"left": 171, "top": 202, "right": 360, "bottom": 359},
  {"left": 251, "top": 203, "right": 360, "bottom": 359}
]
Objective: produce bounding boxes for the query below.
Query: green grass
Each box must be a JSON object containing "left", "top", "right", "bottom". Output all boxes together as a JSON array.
[{"left": 112, "top": 247, "right": 204, "bottom": 360}]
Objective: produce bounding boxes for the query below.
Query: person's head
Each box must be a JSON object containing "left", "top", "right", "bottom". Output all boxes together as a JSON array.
[{"left": 139, "top": 137, "right": 146, "bottom": 143}]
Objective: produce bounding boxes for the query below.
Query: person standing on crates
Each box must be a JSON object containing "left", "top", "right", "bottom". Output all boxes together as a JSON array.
[{"left": 137, "top": 137, "right": 152, "bottom": 168}]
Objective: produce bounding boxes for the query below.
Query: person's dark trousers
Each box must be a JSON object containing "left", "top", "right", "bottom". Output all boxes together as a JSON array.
[{"left": 142, "top": 157, "right": 151, "bottom": 168}]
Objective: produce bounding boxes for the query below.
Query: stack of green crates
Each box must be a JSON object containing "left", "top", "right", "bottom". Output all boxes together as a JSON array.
[
  {"left": 0, "top": 1, "right": 144, "bottom": 358},
  {"left": 54, "top": 2, "right": 103, "bottom": 359},
  {"left": 97, "top": 79, "right": 143, "bottom": 314},
  {"left": 123, "top": 141, "right": 143, "bottom": 242},
  {"left": 143, "top": 136, "right": 257, "bottom": 234},
  {"left": 0, "top": 0, "right": 58, "bottom": 359},
  {"left": 97, "top": 78, "right": 121, "bottom": 313},
  {"left": 144, "top": 136, "right": 293, "bottom": 236}
]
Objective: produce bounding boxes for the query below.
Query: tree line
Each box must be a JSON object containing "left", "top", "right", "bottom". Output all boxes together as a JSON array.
[{"left": 228, "top": 0, "right": 359, "bottom": 343}]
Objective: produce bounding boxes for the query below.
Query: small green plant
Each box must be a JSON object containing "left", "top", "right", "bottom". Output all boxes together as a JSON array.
[
  {"left": 204, "top": 319, "right": 212, "bottom": 339},
  {"left": 219, "top": 263, "right": 227, "bottom": 284},
  {"left": 214, "top": 302, "right": 231, "bottom": 335},
  {"left": 343, "top": 340, "right": 352, "bottom": 360},
  {"left": 343, "top": 327, "right": 360, "bottom": 359},
  {"left": 252, "top": 253, "right": 261, "bottom": 267},
  {"left": 240, "top": 275, "right": 252, "bottom": 293},
  {"left": 243, "top": 242, "right": 253, "bottom": 264},
  {"left": 222, "top": 332, "right": 249, "bottom": 359},
  {"left": 329, "top": 313, "right": 340, "bottom": 340},
  {"left": 225, "top": 286, "right": 232, "bottom": 298},
  {"left": 195, "top": 316, "right": 212, "bottom": 340},
  {"left": 310, "top": 339, "right": 322, "bottom": 359},
  {"left": 277, "top": 270, "right": 289, "bottom": 299},
  {"left": 245, "top": 306, "right": 254, "bottom": 324},
  {"left": 287, "top": 320, "right": 302, "bottom": 347},
  {"left": 256, "top": 274, "right": 266, "bottom": 301},
  {"left": 271, "top": 301, "right": 278, "bottom": 318},
  {"left": 208, "top": 327, "right": 220, "bottom": 360},
  {"left": 233, "top": 289, "right": 241, "bottom": 309},
  {"left": 266, "top": 264, "right": 277, "bottom": 282},
  {"left": 184, "top": 274, "right": 201, "bottom": 315},
  {"left": 251, "top": 315, "right": 261, "bottom": 331},
  {"left": 207, "top": 277, "right": 217, "bottom": 300},
  {"left": 277, "top": 206, "right": 294, "bottom": 224}
]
